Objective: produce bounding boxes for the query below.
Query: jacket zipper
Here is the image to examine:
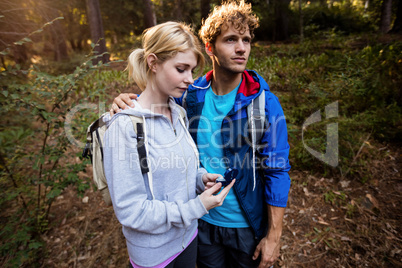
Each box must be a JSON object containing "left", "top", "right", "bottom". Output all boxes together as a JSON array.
[{"left": 169, "top": 116, "right": 189, "bottom": 248}]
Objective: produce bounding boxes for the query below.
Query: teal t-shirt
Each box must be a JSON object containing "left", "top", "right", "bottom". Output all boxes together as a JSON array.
[{"left": 197, "top": 82, "right": 250, "bottom": 228}]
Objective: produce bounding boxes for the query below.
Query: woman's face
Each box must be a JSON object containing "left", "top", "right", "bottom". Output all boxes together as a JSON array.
[{"left": 152, "top": 50, "right": 197, "bottom": 99}]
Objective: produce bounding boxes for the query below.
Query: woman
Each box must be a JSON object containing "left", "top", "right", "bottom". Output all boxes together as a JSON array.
[{"left": 103, "top": 22, "right": 234, "bottom": 268}]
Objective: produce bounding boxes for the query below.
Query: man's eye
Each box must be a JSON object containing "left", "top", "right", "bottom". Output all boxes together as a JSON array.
[
  {"left": 244, "top": 39, "right": 251, "bottom": 43},
  {"left": 177, "top": 68, "right": 184, "bottom": 73}
]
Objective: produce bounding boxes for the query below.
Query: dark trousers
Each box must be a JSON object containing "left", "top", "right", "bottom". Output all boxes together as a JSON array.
[
  {"left": 197, "top": 219, "right": 260, "bottom": 268},
  {"left": 128, "top": 237, "right": 198, "bottom": 268}
]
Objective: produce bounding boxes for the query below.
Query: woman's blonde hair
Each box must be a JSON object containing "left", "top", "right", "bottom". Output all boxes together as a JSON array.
[{"left": 127, "top": 21, "right": 205, "bottom": 91}]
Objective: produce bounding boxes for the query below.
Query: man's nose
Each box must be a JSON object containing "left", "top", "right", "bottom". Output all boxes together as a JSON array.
[{"left": 235, "top": 41, "right": 246, "bottom": 53}]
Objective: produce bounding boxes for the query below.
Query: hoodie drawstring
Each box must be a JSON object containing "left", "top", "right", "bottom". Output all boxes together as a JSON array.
[{"left": 250, "top": 99, "right": 257, "bottom": 191}]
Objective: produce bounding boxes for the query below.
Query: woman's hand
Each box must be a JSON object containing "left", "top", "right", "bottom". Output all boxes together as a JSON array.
[
  {"left": 202, "top": 173, "right": 221, "bottom": 190},
  {"left": 110, "top": 93, "right": 137, "bottom": 116},
  {"left": 198, "top": 179, "right": 235, "bottom": 211}
]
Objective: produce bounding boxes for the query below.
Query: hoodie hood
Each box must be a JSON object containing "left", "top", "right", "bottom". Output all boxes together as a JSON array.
[{"left": 105, "top": 97, "right": 185, "bottom": 127}]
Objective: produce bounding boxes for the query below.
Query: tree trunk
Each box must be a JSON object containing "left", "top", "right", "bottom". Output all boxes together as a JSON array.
[
  {"left": 364, "top": 0, "right": 369, "bottom": 11},
  {"left": 143, "top": 0, "right": 157, "bottom": 29},
  {"left": 174, "top": 0, "right": 183, "bottom": 21},
  {"left": 201, "top": 0, "right": 211, "bottom": 22},
  {"left": 299, "top": 0, "right": 303, "bottom": 42},
  {"left": 85, "top": 0, "right": 109, "bottom": 64},
  {"left": 379, "top": 0, "right": 392, "bottom": 33},
  {"left": 390, "top": 0, "right": 402, "bottom": 33},
  {"left": 273, "top": 0, "right": 291, "bottom": 41}
]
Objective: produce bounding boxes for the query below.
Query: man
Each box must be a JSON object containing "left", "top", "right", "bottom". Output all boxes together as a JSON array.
[{"left": 111, "top": 1, "right": 291, "bottom": 267}]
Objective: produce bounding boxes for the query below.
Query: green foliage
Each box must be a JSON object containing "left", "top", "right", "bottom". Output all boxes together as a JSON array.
[
  {"left": 306, "top": 226, "right": 339, "bottom": 249},
  {"left": 303, "top": 4, "right": 374, "bottom": 36},
  {"left": 0, "top": 45, "right": 109, "bottom": 266},
  {"left": 250, "top": 32, "right": 402, "bottom": 180},
  {"left": 324, "top": 190, "right": 347, "bottom": 206}
]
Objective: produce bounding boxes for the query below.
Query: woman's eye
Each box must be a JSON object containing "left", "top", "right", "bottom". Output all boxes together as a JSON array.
[{"left": 177, "top": 68, "right": 184, "bottom": 73}]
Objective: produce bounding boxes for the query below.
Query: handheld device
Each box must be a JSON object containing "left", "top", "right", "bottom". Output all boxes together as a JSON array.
[{"left": 216, "top": 168, "right": 239, "bottom": 187}]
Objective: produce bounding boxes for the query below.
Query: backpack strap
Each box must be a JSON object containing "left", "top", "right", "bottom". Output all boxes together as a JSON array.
[
  {"left": 129, "top": 115, "right": 155, "bottom": 200},
  {"left": 247, "top": 91, "right": 266, "bottom": 144},
  {"left": 134, "top": 122, "right": 150, "bottom": 174},
  {"left": 82, "top": 112, "right": 108, "bottom": 160},
  {"left": 247, "top": 91, "right": 266, "bottom": 191}
]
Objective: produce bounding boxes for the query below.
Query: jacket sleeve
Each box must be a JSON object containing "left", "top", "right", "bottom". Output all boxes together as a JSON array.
[
  {"left": 259, "top": 92, "right": 291, "bottom": 208},
  {"left": 103, "top": 115, "right": 207, "bottom": 234}
]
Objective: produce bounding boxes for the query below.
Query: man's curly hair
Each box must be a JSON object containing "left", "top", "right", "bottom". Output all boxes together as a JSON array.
[{"left": 199, "top": 0, "right": 259, "bottom": 45}]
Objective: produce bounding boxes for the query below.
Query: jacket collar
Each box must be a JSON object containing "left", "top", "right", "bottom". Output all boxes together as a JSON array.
[{"left": 204, "top": 70, "right": 260, "bottom": 98}]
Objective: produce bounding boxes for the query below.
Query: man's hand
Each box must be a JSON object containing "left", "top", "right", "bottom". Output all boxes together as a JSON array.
[
  {"left": 253, "top": 205, "right": 285, "bottom": 268},
  {"left": 252, "top": 232, "right": 281, "bottom": 268},
  {"left": 110, "top": 93, "right": 137, "bottom": 116}
]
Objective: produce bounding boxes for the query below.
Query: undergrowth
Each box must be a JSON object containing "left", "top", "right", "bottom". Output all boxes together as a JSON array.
[{"left": 250, "top": 32, "right": 402, "bottom": 181}]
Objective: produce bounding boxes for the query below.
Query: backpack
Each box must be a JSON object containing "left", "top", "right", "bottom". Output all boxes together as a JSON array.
[{"left": 82, "top": 110, "right": 187, "bottom": 206}]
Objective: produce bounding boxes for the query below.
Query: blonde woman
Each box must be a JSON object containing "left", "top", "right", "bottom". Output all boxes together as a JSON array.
[{"left": 103, "top": 22, "right": 234, "bottom": 268}]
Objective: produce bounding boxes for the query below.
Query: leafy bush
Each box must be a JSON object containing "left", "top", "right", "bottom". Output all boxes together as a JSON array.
[
  {"left": 0, "top": 42, "right": 111, "bottom": 266},
  {"left": 303, "top": 5, "right": 375, "bottom": 36},
  {"left": 249, "top": 33, "right": 402, "bottom": 180}
]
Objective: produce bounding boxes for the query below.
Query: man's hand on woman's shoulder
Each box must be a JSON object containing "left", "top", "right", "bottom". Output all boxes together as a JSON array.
[{"left": 110, "top": 93, "right": 137, "bottom": 116}]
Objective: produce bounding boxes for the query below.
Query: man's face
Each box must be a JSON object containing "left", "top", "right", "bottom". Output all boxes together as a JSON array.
[{"left": 207, "top": 23, "right": 251, "bottom": 74}]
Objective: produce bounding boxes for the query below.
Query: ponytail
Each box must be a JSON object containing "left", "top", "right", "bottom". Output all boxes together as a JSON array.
[{"left": 127, "top": 48, "right": 148, "bottom": 91}]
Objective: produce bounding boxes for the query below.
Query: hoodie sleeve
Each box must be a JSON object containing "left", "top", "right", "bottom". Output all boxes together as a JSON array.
[
  {"left": 259, "top": 92, "right": 291, "bottom": 208},
  {"left": 196, "top": 168, "right": 207, "bottom": 194},
  {"left": 103, "top": 115, "right": 207, "bottom": 234}
]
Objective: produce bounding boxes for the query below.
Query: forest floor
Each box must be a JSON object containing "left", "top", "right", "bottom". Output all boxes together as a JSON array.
[{"left": 38, "top": 72, "right": 402, "bottom": 267}]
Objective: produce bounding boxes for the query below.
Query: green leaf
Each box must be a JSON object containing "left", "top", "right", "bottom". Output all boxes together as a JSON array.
[
  {"left": 22, "top": 37, "right": 32, "bottom": 43},
  {"left": 31, "top": 29, "right": 43, "bottom": 35},
  {"left": 46, "top": 188, "right": 62, "bottom": 199},
  {"left": 28, "top": 241, "right": 43, "bottom": 250}
]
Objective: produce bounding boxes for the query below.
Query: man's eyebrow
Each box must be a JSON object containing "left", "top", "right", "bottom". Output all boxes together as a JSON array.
[
  {"left": 223, "top": 34, "right": 238, "bottom": 39},
  {"left": 222, "top": 34, "right": 251, "bottom": 39}
]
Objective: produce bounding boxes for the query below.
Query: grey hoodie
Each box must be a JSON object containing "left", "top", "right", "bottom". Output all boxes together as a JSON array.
[{"left": 103, "top": 98, "right": 208, "bottom": 267}]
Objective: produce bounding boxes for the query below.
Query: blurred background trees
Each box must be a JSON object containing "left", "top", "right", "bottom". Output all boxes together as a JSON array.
[{"left": 1, "top": 0, "right": 400, "bottom": 69}]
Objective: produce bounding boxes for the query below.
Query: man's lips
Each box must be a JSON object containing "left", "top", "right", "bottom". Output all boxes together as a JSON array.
[{"left": 232, "top": 57, "right": 246, "bottom": 63}]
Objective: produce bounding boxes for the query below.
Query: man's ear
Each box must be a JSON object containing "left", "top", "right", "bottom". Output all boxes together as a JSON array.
[
  {"left": 205, "top": 43, "right": 214, "bottom": 57},
  {"left": 146, "top": 53, "right": 158, "bottom": 73}
]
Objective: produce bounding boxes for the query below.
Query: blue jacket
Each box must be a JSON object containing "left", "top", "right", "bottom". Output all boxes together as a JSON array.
[{"left": 176, "top": 70, "right": 291, "bottom": 239}]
